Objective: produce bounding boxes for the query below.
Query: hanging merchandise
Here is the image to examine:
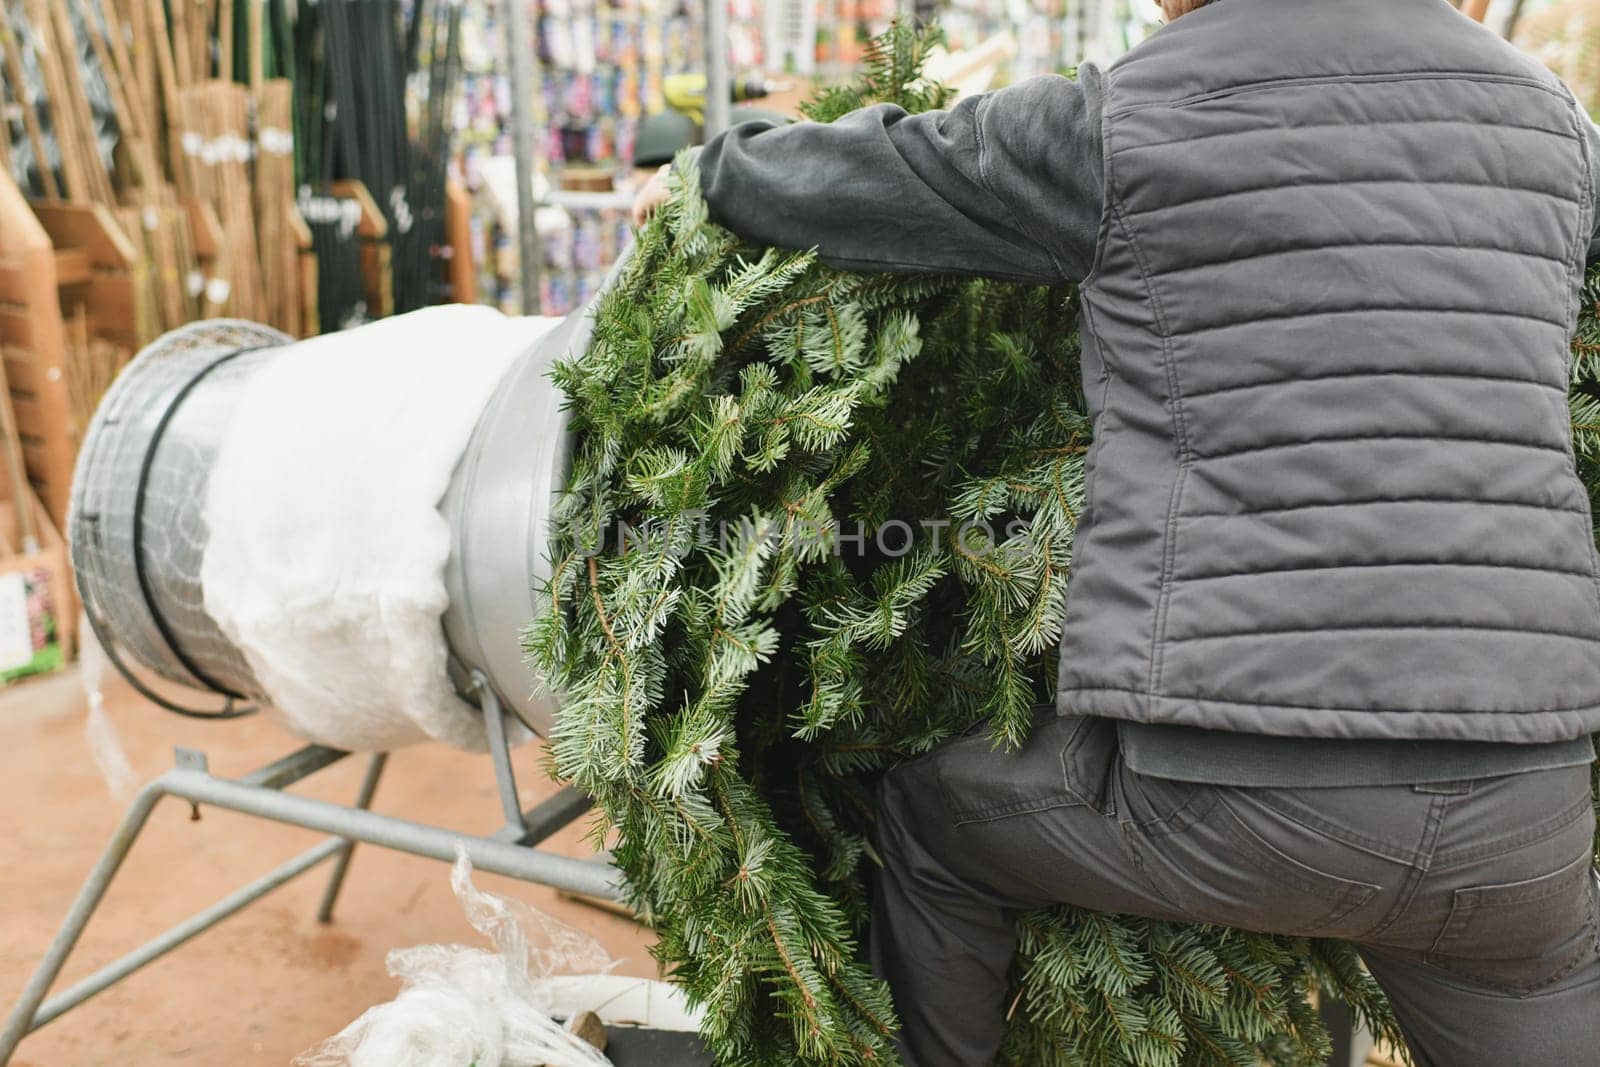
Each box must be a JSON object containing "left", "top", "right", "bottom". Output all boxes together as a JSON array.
[
  {"left": 450, "top": 0, "right": 710, "bottom": 317},
  {"left": 398, "top": 0, "right": 465, "bottom": 311},
  {"left": 297, "top": 187, "right": 369, "bottom": 331},
  {"left": 292, "top": 0, "right": 468, "bottom": 325}
]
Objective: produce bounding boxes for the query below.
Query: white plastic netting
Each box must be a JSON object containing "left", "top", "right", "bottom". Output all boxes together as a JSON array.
[{"left": 200, "top": 306, "right": 562, "bottom": 752}]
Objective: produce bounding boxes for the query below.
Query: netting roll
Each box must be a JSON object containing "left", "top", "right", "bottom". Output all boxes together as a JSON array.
[{"left": 68, "top": 288, "right": 597, "bottom": 738}]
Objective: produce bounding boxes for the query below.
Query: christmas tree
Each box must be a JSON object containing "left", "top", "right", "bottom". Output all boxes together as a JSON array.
[{"left": 529, "top": 24, "right": 1599, "bottom": 1065}]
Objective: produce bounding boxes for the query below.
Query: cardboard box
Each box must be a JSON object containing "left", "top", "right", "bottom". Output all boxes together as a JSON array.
[{"left": 0, "top": 486, "right": 74, "bottom": 684}]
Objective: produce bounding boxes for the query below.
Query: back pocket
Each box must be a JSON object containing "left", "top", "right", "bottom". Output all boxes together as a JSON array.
[
  {"left": 1178, "top": 794, "right": 1382, "bottom": 937},
  {"left": 937, "top": 713, "right": 1114, "bottom": 826},
  {"left": 1427, "top": 852, "right": 1599, "bottom": 995}
]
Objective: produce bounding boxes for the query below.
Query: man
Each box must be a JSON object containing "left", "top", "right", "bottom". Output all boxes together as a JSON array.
[{"left": 633, "top": 1, "right": 1600, "bottom": 1063}]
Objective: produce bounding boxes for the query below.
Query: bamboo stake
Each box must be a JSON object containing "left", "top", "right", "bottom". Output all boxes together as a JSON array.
[
  {"left": 76, "top": 0, "right": 155, "bottom": 190},
  {"left": 172, "top": 188, "right": 200, "bottom": 321},
  {"left": 0, "top": 344, "right": 38, "bottom": 552},
  {"left": 216, "top": 0, "right": 230, "bottom": 81},
  {"left": 188, "top": 0, "right": 205, "bottom": 87},
  {"left": 247, "top": 0, "right": 261, "bottom": 97},
  {"left": 44, "top": 0, "right": 116, "bottom": 203},
  {"left": 63, "top": 305, "right": 121, "bottom": 436},
  {"left": 142, "top": 0, "right": 190, "bottom": 198},
  {"left": 166, "top": 0, "right": 193, "bottom": 86},
  {"left": 92, "top": 0, "right": 154, "bottom": 146},
  {"left": 22, "top": 0, "right": 93, "bottom": 199},
  {"left": 0, "top": 87, "right": 12, "bottom": 175},
  {"left": 117, "top": 0, "right": 154, "bottom": 109},
  {"left": 256, "top": 78, "right": 293, "bottom": 330},
  {"left": 0, "top": 5, "right": 59, "bottom": 196}
]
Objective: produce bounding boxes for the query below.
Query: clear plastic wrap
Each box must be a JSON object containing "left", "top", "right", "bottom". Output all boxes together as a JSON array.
[
  {"left": 80, "top": 614, "right": 138, "bottom": 802},
  {"left": 296, "top": 846, "right": 617, "bottom": 1067}
]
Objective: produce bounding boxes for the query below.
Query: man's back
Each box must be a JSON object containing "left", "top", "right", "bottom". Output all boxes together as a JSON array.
[{"left": 1061, "top": 0, "right": 1600, "bottom": 743}]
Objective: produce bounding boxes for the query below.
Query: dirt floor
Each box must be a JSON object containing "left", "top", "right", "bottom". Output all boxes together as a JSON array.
[{"left": 0, "top": 666, "right": 657, "bottom": 1066}]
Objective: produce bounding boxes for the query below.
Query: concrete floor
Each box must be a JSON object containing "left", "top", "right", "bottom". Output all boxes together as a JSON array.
[{"left": 0, "top": 667, "right": 656, "bottom": 1066}]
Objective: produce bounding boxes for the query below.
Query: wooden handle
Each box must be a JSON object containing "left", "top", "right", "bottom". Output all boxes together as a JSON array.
[{"left": 0, "top": 345, "right": 39, "bottom": 552}]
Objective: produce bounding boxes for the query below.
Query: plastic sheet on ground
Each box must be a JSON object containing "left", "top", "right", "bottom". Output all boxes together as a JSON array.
[{"left": 296, "top": 844, "right": 618, "bottom": 1067}]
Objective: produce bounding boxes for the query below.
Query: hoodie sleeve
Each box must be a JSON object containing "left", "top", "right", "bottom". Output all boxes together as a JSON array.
[{"left": 695, "top": 68, "right": 1106, "bottom": 285}]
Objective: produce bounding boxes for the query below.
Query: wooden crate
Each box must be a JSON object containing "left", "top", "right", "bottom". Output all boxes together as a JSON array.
[
  {"left": 31, "top": 200, "right": 149, "bottom": 351},
  {"left": 0, "top": 174, "right": 81, "bottom": 534},
  {"left": 0, "top": 170, "right": 142, "bottom": 535}
]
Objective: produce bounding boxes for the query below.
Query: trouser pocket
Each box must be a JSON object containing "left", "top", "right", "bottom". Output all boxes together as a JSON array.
[
  {"left": 1136, "top": 787, "right": 1385, "bottom": 938},
  {"left": 1426, "top": 852, "right": 1599, "bottom": 995},
  {"left": 936, "top": 711, "right": 1116, "bottom": 826}
]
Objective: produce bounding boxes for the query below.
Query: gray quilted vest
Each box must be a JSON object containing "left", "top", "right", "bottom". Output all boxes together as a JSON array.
[{"left": 1057, "top": 0, "right": 1600, "bottom": 742}]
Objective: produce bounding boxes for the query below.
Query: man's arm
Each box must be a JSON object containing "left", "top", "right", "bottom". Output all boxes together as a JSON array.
[{"left": 691, "top": 70, "right": 1106, "bottom": 285}]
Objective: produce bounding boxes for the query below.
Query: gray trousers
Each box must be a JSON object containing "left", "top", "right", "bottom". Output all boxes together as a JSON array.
[{"left": 871, "top": 713, "right": 1600, "bottom": 1067}]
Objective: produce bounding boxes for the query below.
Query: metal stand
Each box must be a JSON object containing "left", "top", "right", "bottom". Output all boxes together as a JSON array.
[
  {"left": 0, "top": 679, "right": 619, "bottom": 1064},
  {"left": 503, "top": 0, "right": 542, "bottom": 314},
  {"left": 703, "top": 0, "right": 730, "bottom": 140}
]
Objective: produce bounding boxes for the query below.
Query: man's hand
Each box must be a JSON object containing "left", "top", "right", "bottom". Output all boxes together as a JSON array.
[{"left": 632, "top": 165, "right": 673, "bottom": 228}]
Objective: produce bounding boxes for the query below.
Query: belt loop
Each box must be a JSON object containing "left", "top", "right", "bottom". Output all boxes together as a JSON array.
[{"left": 1412, "top": 779, "right": 1475, "bottom": 795}]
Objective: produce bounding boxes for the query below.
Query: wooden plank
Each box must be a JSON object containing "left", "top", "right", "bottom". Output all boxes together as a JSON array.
[
  {"left": 290, "top": 206, "right": 318, "bottom": 336},
  {"left": 0, "top": 307, "right": 44, "bottom": 349},
  {"left": 330, "top": 180, "right": 392, "bottom": 320},
  {"left": 77, "top": 274, "right": 137, "bottom": 335},
  {"left": 0, "top": 263, "right": 26, "bottom": 305},
  {"left": 446, "top": 177, "right": 477, "bottom": 305},
  {"left": 52, "top": 249, "right": 92, "bottom": 287},
  {"left": 95, "top": 327, "right": 140, "bottom": 350},
  {"left": 1, "top": 253, "right": 98, "bottom": 304},
  {"left": 329, "top": 180, "right": 388, "bottom": 239},
  {"left": 3, "top": 352, "right": 43, "bottom": 395},
  {"left": 30, "top": 201, "right": 137, "bottom": 270},
  {"left": 10, "top": 393, "right": 51, "bottom": 441},
  {"left": 0, "top": 180, "right": 52, "bottom": 261},
  {"left": 0, "top": 177, "right": 79, "bottom": 531}
]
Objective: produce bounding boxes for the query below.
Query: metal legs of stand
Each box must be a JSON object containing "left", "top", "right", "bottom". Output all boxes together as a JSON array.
[
  {"left": 316, "top": 751, "right": 388, "bottom": 923},
  {"left": 470, "top": 672, "right": 595, "bottom": 848},
  {"left": 0, "top": 689, "right": 618, "bottom": 1065},
  {"left": 0, "top": 747, "right": 379, "bottom": 1061}
]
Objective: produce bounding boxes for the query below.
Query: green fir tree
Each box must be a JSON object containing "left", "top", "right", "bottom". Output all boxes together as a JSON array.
[{"left": 528, "top": 23, "right": 1599, "bottom": 1065}]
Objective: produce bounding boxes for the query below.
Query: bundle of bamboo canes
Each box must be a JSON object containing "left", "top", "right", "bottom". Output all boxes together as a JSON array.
[
  {"left": 0, "top": 0, "right": 307, "bottom": 336},
  {"left": 180, "top": 80, "right": 263, "bottom": 321}
]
